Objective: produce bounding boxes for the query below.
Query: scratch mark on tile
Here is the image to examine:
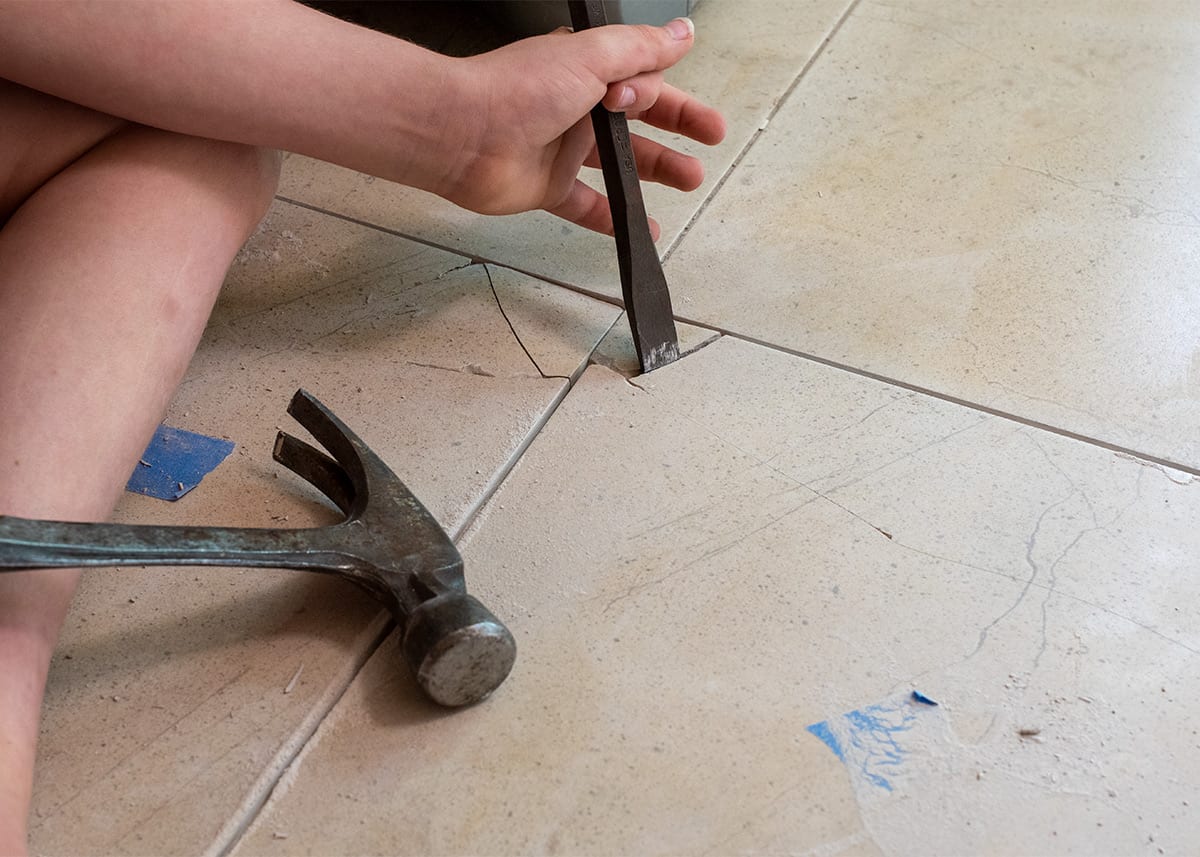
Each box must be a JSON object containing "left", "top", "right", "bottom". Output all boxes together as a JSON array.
[
  {"left": 600, "top": 487, "right": 818, "bottom": 615},
  {"left": 861, "top": 10, "right": 1004, "bottom": 65},
  {"left": 44, "top": 666, "right": 253, "bottom": 819},
  {"left": 405, "top": 360, "right": 495, "bottom": 378},
  {"left": 812, "top": 416, "right": 989, "bottom": 495}
]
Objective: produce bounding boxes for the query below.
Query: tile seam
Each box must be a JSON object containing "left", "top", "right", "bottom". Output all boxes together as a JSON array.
[
  {"left": 213, "top": 351, "right": 600, "bottom": 854},
  {"left": 661, "top": 0, "right": 865, "bottom": 265},
  {"left": 272, "top": 196, "right": 627, "bottom": 307},
  {"left": 692, "top": 323, "right": 1200, "bottom": 479},
  {"left": 206, "top": 613, "right": 393, "bottom": 857},
  {"left": 269, "top": 197, "right": 1192, "bottom": 473}
]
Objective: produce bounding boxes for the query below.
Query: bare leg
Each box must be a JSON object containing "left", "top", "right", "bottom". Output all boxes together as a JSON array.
[{"left": 0, "top": 82, "right": 279, "bottom": 852}]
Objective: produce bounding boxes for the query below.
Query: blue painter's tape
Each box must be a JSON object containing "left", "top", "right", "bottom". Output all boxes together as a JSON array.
[
  {"left": 125, "top": 424, "right": 235, "bottom": 501},
  {"left": 806, "top": 691, "right": 942, "bottom": 793}
]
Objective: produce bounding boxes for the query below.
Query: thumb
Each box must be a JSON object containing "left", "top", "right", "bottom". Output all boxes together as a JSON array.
[{"left": 574, "top": 17, "right": 695, "bottom": 87}]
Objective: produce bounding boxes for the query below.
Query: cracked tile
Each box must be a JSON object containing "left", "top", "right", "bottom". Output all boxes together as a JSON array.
[
  {"left": 589, "top": 312, "right": 720, "bottom": 377},
  {"left": 276, "top": 0, "right": 853, "bottom": 294},
  {"left": 235, "top": 337, "right": 1200, "bottom": 854},
  {"left": 29, "top": 201, "right": 619, "bottom": 855},
  {"left": 665, "top": 0, "right": 1200, "bottom": 468}
]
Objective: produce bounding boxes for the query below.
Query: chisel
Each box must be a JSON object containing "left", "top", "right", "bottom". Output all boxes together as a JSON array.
[{"left": 567, "top": 0, "right": 681, "bottom": 373}]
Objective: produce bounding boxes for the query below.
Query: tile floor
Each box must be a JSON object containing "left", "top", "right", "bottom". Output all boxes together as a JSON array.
[{"left": 30, "top": 1, "right": 1200, "bottom": 854}]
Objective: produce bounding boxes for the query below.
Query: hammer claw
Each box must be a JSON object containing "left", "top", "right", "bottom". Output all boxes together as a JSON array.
[
  {"left": 273, "top": 432, "right": 356, "bottom": 516},
  {"left": 285, "top": 389, "right": 371, "bottom": 488}
]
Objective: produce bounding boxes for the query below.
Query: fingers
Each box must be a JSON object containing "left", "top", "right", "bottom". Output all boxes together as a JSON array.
[
  {"left": 631, "top": 83, "right": 726, "bottom": 145},
  {"left": 582, "top": 132, "right": 705, "bottom": 192},
  {"left": 575, "top": 17, "right": 696, "bottom": 87},
  {"left": 545, "top": 179, "right": 661, "bottom": 241},
  {"left": 601, "top": 75, "right": 725, "bottom": 148},
  {"left": 602, "top": 71, "right": 664, "bottom": 112}
]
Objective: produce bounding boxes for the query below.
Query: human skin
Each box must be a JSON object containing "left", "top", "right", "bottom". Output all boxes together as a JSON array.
[
  {"left": 0, "top": 2, "right": 725, "bottom": 851},
  {"left": 0, "top": 0, "right": 725, "bottom": 234}
]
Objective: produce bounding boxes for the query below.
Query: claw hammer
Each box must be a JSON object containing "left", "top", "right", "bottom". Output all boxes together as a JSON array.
[{"left": 0, "top": 390, "right": 516, "bottom": 708}]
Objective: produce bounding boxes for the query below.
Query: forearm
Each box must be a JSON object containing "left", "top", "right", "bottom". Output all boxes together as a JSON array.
[{"left": 0, "top": 0, "right": 475, "bottom": 193}]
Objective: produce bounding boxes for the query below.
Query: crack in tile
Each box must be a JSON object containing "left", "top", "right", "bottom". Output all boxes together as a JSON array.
[
  {"left": 965, "top": 490, "right": 1069, "bottom": 661},
  {"left": 1000, "top": 161, "right": 1200, "bottom": 227},
  {"left": 481, "top": 262, "right": 570, "bottom": 382}
]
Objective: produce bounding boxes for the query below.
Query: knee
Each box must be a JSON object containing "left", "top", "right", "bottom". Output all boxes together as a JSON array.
[{"left": 210, "top": 142, "right": 282, "bottom": 235}]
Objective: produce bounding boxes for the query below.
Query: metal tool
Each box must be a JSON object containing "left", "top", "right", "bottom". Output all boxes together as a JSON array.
[
  {"left": 568, "top": 0, "right": 681, "bottom": 374},
  {"left": 0, "top": 389, "right": 516, "bottom": 708}
]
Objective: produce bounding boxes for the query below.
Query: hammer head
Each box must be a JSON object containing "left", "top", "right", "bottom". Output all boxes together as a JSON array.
[
  {"left": 274, "top": 390, "right": 516, "bottom": 707},
  {"left": 403, "top": 594, "right": 518, "bottom": 707}
]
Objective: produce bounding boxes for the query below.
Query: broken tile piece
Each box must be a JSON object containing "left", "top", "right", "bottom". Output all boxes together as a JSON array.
[{"left": 590, "top": 313, "right": 720, "bottom": 377}]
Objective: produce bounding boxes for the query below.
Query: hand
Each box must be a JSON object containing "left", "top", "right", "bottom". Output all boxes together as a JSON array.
[{"left": 441, "top": 18, "right": 726, "bottom": 238}]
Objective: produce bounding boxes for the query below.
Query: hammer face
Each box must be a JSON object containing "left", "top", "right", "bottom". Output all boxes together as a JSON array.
[{"left": 402, "top": 594, "right": 517, "bottom": 707}]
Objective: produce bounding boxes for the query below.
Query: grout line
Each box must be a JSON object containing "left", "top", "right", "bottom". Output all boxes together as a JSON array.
[
  {"left": 687, "top": 321, "right": 1200, "bottom": 479},
  {"left": 276, "top": 195, "right": 492, "bottom": 263},
  {"left": 208, "top": 613, "right": 393, "bottom": 857},
  {"left": 216, "top": 332, "right": 600, "bottom": 855},
  {"left": 272, "top": 0, "right": 866, "bottom": 322},
  {"left": 450, "top": 339, "right": 602, "bottom": 541},
  {"left": 274, "top": 195, "right": 627, "bottom": 308},
  {"left": 273, "top": 201, "right": 1198, "bottom": 476},
  {"left": 661, "top": 0, "right": 864, "bottom": 265}
]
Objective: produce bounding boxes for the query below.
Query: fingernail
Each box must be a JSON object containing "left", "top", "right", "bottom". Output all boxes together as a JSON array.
[
  {"left": 665, "top": 17, "right": 694, "bottom": 40},
  {"left": 616, "top": 86, "right": 636, "bottom": 109}
]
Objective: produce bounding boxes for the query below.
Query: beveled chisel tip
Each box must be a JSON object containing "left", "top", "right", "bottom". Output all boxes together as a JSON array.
[{"left": 640, "top": 340, "right": 681, "bottom": 374}]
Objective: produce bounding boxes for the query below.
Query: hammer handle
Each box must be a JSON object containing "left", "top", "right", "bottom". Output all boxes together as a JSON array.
[{"left": 0, "top": 515, "right": 351, "bottom": 573}]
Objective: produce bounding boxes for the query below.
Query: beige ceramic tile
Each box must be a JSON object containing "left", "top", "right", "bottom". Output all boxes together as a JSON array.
[
  {"left": 29, "top": 201, "right": 619, "bottom": 855},
  {"left": 238, "top": 337, "right": 1200, "bottom": 855},
  {"left": 666, "top": 0, "right": 1200, "bottom": 469},
  {"left": 276, "top": 0, "right": 853, "bottom": 295}
]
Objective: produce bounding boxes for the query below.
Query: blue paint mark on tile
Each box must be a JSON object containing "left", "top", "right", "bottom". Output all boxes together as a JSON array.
[
  {"left": 805, "top": 720, "right": 846, "bottom": 762},
  {"left": 806, "top": 691, "right": 942, "bottom": 793},
  {"left": 125, "top": 425, "right": 234, "bottom": 501}
]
